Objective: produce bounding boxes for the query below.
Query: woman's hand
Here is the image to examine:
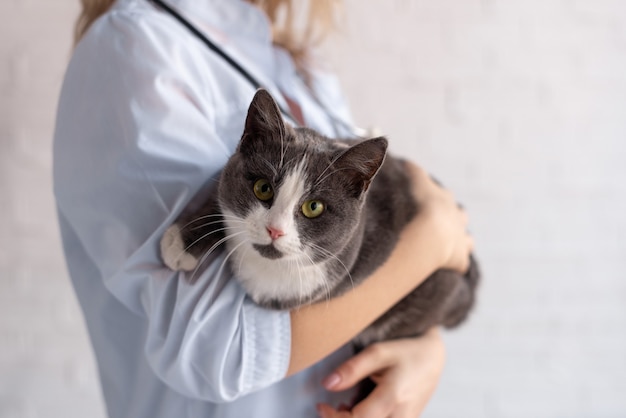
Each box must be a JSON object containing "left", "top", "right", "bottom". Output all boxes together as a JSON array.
[
  {"left": 405, "top": 162, "right": 473, "bottom": 274},
  {"left": 317, "top": 328, "right": 446, "bottom": 418}
]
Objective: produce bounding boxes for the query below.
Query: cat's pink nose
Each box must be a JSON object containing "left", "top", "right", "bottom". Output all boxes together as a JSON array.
[{"left": 266, "top": 226, "right": 285, "bottom": 240}]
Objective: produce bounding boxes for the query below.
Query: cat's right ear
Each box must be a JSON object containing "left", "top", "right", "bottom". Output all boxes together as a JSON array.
[
  {"left": 238, "top": 89, "right": 287, "bottom": 156},
  {"left": 334, "top": 137, "right": 388, "bottom": 197}
]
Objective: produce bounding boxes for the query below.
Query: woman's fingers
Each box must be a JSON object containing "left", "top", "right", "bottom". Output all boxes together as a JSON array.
[
  {"left": 323, "top": 344, "right": 393, "bottom": 392},
  {"left": 317, "top": 403, "right": 352, "bottom": 418},
  {"left": 350, "top": 382, "right": 396, "bottom": 418},
  {"left": 318, "top": 385, "right": 396, "bottom": 418},
  {"left": 320, "top": 333, "right": 446, "bottom": 418}
]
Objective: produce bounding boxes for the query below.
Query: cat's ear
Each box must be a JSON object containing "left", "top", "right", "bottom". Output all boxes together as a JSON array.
[
  {"left": 334, "top": 137, "right": 388, "bottom": 197},
  {"left": 238, "top": 89, "right": 287, "bottom": 156}
]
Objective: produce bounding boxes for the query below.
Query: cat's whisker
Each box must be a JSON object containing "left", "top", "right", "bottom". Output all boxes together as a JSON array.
[
  {"left": 294, "top": 257, "right": 304, "bottom": 307},
  {"left": 279, "top": 122, "right": 289, "bottom": 170},
  {"left": 187, "top": 220, "right": 224, "bottom": 231},
  {"left": 179, "top": 213, "right": 243, "bottom": 231},
  {"left": 313, "top": 154, "right": 342, "bottom": 188},
  {"left": 189, "top": 221, "right": 244, "bottom": 232},
  {"left": 314, "top": 150, "right": 384, "bottom": 188},
  {"left": 188, "top": 231, "right": 247, "bottom": 282},
  {"left": 310, "top": 243, "right": 355, "bottom": 292},
  {"left": 212, "top": 238, "right": 250, "bottom": 285},
  {"left": 299, "top": 255, "right": 317, "bottom": 307},
  {"left": 259, "top": 156, "right": 278, "bottom": 178},
  {"left": 315, "top": 167, "right": 360, "bottom": 188},
  {"left": 321, "top": 273, "right": 331, "bottom": 306},
  {"left": 237, "top": 246, "right": 251, "bottom": 277},
  {"left": 283, "top": 156, "right": 299, "bottom": 173},
  {"left": 189, "top": 213, "right": 242, "bottom": 222},
  {"left": 182, "top": 227, "right": 241, "bottom": 255},
  {"left": 169, "top": 227, "right": 238, "bottom": 266},
  {"left": 300, "top": 251, "right": 331, "bottom": 306}
]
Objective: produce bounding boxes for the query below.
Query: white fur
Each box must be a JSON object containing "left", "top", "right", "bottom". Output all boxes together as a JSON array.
[
  {"left": 161, "top": 224, "right": 199, "bottom": 271},
  {"left": 223, "top": 160, "right": 330, "bottom": 302}
]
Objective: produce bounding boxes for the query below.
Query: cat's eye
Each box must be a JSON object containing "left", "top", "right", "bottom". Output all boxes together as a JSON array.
[
  {"left": 302, "top": 200, "right": 325, "bottom": 218},
  {"left": 253, "top": 179, "right": 274, "bottom": 201}
]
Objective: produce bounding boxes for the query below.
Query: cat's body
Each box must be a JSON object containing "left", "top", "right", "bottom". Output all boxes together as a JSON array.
[{"left": 161, "top": 90, "right": 479, "bottom": 348}]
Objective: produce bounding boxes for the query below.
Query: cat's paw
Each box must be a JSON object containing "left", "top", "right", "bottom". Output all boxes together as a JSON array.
[{"left": 160, "top": 224, "right": 199, "bottom": 271}]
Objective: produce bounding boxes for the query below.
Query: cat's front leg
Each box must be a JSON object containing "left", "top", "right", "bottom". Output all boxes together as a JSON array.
[
  {"left": 161, "top": 224, "right": 202, "bottom": 271},
  {"left": 160, "top": 197, "right": 224, "bottom": 272}
]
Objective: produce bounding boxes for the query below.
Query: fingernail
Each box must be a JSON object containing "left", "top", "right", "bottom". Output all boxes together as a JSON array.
[{"left": 322, "top": 372, "right": 341, "bottom": 389}]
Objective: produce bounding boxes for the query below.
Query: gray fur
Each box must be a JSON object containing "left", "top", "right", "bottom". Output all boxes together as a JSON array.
[{"left": 161, "top": 89, "right": 480, "bottom": 346}]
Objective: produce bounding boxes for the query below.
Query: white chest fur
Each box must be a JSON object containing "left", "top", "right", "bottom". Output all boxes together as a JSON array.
[{"left": 225, "top": 234, "right": 329, "bottom": 304}]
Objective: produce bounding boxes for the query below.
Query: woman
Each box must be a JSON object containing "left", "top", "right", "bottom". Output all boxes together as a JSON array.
[{"left": 54, "top": 0, "right": 473, "bottom": 417}]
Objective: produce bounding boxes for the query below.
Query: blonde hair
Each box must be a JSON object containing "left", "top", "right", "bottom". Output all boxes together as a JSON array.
[
  {"left": 75, "top": 0, "right": 339, "bottom": 70},
  {"left": 74, "top": 0, "right": 116, "bottom": 45},
  {"left": 250, "top": 0, "right": 339, "bottom": 69}
]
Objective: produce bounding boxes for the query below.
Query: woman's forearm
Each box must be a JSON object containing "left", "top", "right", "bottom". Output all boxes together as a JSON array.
[{"left": 286, "top": 216, "right": 442, "bottom": 376}]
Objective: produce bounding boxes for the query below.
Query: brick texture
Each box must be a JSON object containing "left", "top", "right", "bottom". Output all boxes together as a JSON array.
[
  {"left": 325, "top": 1, "right": 626, "bottom": 417},
  {"left": 1, "top": 0, "right": 624, "bottom": 417},
  {"left": 0, "top": 2, "right": 107, "bottom": 418}
]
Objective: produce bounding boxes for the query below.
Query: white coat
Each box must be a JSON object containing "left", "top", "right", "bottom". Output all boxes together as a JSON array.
[{"left": 53, "top": 0, "right": 357, "bottom": 417}]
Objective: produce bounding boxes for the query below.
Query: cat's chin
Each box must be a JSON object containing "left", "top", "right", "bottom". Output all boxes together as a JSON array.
[
  {"left": 230, "top": 243, "right": 331, "bottom": 309},
  {"left": 252, "top": 243, "right": 283, "bottom": 260}
]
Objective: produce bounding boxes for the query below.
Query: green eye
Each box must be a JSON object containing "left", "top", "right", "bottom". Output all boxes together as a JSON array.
[
  {"left": 302, "top": 200, "right": 325, "bottom": 218},
  {"left": 253, "top": 179, "right": 274, "bottom": 201}
]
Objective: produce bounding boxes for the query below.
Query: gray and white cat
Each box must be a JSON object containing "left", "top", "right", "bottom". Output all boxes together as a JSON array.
[{"left": 161, "top": 89, "right": 479, "bottom": 347}]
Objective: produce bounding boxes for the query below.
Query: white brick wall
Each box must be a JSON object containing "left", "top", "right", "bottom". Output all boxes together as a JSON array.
[
  {"left": 0, "top": 2, "right": 107, "bottom": 418},
  {"left": 1, "top": 1, "right": 624, "bottom": 417},
  {"left": 326, "top": 1, "right": 626, "bottom": 417}
]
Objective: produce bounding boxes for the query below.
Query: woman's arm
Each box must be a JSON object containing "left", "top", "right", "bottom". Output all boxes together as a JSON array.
[{"left": 288, "top": 164, "right": 472, "bottom": 375}]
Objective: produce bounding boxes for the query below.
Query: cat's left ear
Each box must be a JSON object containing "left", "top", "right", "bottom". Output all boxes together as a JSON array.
[
  {"left": 334, "top": 137, "right": 388, "bottom": 197},
  {"left": 238, "top": 89, "right": 288, "bottom": 156}
]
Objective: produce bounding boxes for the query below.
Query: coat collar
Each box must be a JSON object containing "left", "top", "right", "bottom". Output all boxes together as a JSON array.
[
  {"left": 164, "top": 0, "right": 273, "bottom": 45},
  {"left": 146, "top": 0, "right": 288, "bottom": 97}
]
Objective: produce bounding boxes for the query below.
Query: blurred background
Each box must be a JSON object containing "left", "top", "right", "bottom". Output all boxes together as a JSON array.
[{"left": 1, "top": 0, "right": 625, "bottom": 417}]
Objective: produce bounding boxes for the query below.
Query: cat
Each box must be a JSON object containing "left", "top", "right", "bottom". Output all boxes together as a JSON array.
[{"left": 160, "top": 89, "right": 479, "bottom": 349}]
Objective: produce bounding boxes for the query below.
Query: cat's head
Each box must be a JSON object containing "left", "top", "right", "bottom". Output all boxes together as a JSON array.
[{"left": 218, "top": 90, "right": 387, "bottom": 305}]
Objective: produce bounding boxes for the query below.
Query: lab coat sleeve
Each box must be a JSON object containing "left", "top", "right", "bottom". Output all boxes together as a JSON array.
[{"left": 53, "top": 9, "right": 291, "bottom": 402}]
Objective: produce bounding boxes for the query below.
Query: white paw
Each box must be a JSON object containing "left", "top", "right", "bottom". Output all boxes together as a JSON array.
[{"left": 160, "top": 224, "right": 199, "bottom": 271}]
